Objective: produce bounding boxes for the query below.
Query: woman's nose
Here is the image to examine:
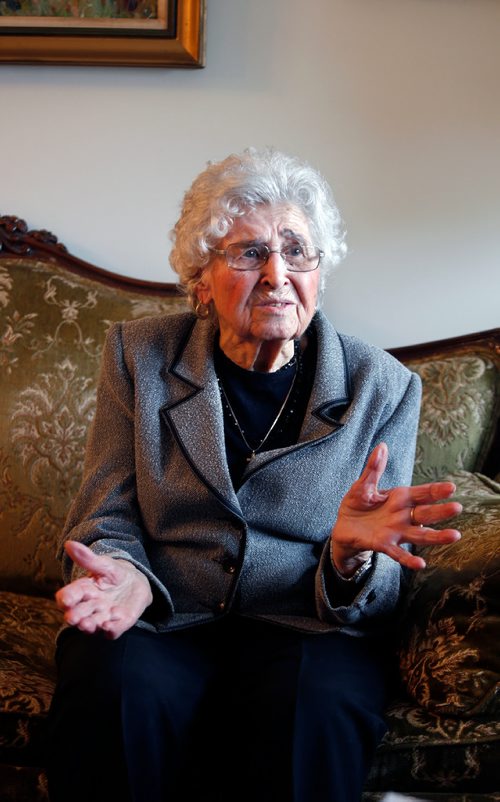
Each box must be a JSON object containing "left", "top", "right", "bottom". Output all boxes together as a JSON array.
[{"left": 260, "top": 251, "right": 290, "bottom": 288}]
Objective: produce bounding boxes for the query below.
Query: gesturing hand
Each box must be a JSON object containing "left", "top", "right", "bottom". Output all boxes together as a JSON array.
[
  {"left": 331, "top": 442, "right": 462, "bottom": 575},
  {"left": 55, "top": 541, "right": 153, "bottom": 640}
]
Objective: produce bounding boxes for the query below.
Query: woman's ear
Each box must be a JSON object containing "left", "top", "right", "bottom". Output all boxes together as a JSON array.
[{"left": 196, "top": 273, "right": 212, "bottom": 306}]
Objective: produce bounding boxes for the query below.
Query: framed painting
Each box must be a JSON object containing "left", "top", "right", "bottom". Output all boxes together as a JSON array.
[{"left": 0, "top": 0, "right": 205, "bottom": 66}]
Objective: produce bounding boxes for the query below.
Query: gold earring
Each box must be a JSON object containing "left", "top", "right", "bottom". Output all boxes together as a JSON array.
[{"left": 194, "top": 299, "right": 210, "bottom": 319}]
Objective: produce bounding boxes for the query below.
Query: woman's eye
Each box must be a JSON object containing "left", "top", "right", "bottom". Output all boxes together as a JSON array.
[
  {"left": 287, "top": 245, "right": 305, "bottom": 257},
  {"left": 241, "top": 247, "right": 260, "bottom": 259}
]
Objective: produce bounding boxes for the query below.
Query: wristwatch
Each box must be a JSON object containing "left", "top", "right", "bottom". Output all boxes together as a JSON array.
[{"left": 332, "top": 553, "right": 374, "bottom": 583}]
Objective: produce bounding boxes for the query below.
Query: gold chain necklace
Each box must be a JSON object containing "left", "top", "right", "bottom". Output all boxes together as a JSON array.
[{"left": 217, "top": 346, "right": 300, "bottom": 462}]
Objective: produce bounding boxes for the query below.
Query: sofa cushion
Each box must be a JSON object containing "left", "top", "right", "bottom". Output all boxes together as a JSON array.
[
  {"left": 399, "top": 472, "right": 500, "bottom": 718},
  {"left": 406, "top": 355, "right": 499, "bottom": 484},
  {"left": 0, "top": 765, "right": 48, "bottom": 802},
  {"left": 366, "top": 698, "right": 500, "bottom": 794},
  {"left": 0, "top": 257, "right": 186, "bottom": 597},
  {"left": 0, "top": 591, "right": 63, "bottom": 766}
]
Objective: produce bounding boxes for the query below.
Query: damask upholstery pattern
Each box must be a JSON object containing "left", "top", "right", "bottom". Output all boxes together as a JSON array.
[
  {"left": 0, "top": 592, "right": 60, "bottom": 761},
  {"left": 0, "top": 257, "right": 186, "bottom": 597},
  {"left": 407, "top": 357, "right": 499, "bottom": 485},
  {"left": 366, "top": 698, "right": 500, "bottom": 794},
  {"left": 0, "top": 255, "right": 186, "bottom": 800},
  {"left": 399, "top": 472, "right": 500, "bottom": 719},
  {"left": 364, "top": 472, "right": 500, "bottom": 797}
]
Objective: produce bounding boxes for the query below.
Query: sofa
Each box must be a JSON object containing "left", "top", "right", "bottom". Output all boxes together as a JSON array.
[{"left": 0, "top": 214, "right": 498, "bottom": 801}]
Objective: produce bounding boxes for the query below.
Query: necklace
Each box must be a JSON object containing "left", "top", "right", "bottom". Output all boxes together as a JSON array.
[{"left": 217, "top": 343, "right": 301, "bottom": 463}]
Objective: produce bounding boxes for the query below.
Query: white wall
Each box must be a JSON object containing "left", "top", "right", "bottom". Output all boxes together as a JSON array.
[{"left": 1, "top": 0, "right": 499, "bottom": 347}]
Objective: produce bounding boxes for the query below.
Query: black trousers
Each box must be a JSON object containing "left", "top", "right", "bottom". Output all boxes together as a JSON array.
[{"left": 47, "top": 617, "right": 391, "bottom": 802}]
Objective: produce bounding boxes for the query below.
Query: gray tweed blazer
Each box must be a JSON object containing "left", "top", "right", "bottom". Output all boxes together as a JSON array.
[{"left": 61, "top": 311, "right": 421, "bottom": 636}]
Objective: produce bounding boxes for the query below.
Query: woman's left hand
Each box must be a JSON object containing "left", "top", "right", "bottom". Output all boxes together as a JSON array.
[{"left": 330, "top": 442, "right": 462, "bottom": 575}]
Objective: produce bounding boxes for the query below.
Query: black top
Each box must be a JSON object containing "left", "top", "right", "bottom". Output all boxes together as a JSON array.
[{"left": 214, "top": 327, "right": 317, "bottom": 488}]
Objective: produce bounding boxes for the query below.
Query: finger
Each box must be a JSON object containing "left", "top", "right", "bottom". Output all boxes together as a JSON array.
[
  {"left": 362, "top": 442, "right": 388, "bottom": 486},
  {"left": 65, "top": 602, "right": 123, "bottom": 634},
  {"left": 102, "top": 624, "right": 128, "bottom": 641},
  {"left": 65, "top": 540, "right": 114, "bottom": 578},
  {"left": 350, "top": 443, "right": 389, "bottom": 505},
  {"left": 82, "top": 609, "right": 122, "bottom": 633},
  {"left": 405, "top": 527, "right": 461, "bottom": 547},
  {"left": 55, "top": 577, "right": 101, "bottom": 611},
  {"left": 71, "top": 612, "right": 120, "bottom": 635},
  {"left": 410, "top": 482, "right": 458, "bottom": 504},
  {"left": 70, "top": 616, "right": 99, "bottom": 635},
  {"left": 63, "top": 599, "right": 106, "bottom": 627},
  {"left": 410, "top": 501, "right": 463, "bottom": 526},
  {"left": 65, "top": 610, "right": 102, "bottom": 633},
  {"left": 384, "top": 543, "right": 426, "bottom": 571},
  {"left": 101, "top": 612, "right": 133, "bottom": 641}
]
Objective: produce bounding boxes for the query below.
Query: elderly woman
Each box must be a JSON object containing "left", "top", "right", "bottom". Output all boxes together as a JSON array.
[{"left": 47, "top": 149, "right": 461, "bottom": 802}]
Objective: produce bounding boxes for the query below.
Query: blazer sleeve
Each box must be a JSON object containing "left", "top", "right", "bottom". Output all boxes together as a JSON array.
[
  {"left": 315, "top": 369, "right": 422, "bottom": 630},
  {"left": 59, "top": 323, "right": 174, "bottom": 620}
]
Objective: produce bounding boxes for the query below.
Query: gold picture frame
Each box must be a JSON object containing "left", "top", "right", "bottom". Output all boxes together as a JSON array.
[{"left": 0, "top": 0, "right": 205, "bottom": 67}]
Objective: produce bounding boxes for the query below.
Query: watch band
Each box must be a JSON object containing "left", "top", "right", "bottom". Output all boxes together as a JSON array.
[{"left": 331, "top": 553, "right": 374, "bottom": 583}]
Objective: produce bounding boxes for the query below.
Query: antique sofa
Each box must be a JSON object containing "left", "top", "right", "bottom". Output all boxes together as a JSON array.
[{"left": 0, "top": 215, "right": 499, "bottom": 801}]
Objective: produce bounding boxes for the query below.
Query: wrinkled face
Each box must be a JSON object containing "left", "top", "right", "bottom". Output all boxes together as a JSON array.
[{"left": 197, "top": 204, "right": 320, "bottom": 346}]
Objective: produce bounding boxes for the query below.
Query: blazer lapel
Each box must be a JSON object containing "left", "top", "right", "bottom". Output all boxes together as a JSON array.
[
  {"left": 160, "top": 312, "right": 351, "bottom": 497},
  {"left": 240, "top": 312, "right": 351, "bottom": 477},
  {"left": 299, "top": 311, "right": 351, "bottom": 441},
  {"left": 160, "top": 318, "right": 242, "bottom": 517}
]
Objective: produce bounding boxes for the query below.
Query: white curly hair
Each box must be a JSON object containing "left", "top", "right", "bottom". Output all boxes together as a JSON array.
[{"left": 169, "top": 148, "right": 347, "bottom": 313}]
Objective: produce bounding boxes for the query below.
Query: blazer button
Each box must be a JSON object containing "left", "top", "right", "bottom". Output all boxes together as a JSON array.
[
  {"left": 221, "top": 557, "right": 237, "bottom": 574},
  {"left": 218, "top": 601, "right": 226, "bottom": 612}
]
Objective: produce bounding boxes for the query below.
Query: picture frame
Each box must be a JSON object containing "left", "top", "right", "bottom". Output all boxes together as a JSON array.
[{"left": 0, "top": 0, "right": 205, "bottom": 67}]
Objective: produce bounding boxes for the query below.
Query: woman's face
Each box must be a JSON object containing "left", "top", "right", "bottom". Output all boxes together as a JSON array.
[{"left": 197, "top": 204, "right": 320, "bottom": 348}]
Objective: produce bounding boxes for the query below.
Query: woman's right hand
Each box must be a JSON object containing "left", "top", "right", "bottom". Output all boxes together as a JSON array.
[{"left": 55, "top": 540, "right": 153, "bottom": 640}]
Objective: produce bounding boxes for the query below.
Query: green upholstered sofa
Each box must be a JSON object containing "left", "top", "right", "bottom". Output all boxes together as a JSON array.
[{"left": 1, "top": 215, "right": 499, "bottom": 801}]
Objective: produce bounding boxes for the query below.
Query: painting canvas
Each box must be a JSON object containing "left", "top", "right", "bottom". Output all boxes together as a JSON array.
[
  {"left": 0, "top": 0, "right": 166, "bottom": 30},
  {"left": 0, "top": 0, "right": 205, "bottom": 66}
]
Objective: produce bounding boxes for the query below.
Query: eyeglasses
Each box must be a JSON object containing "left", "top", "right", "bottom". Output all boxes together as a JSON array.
[{"left": 211, "top": 242, "right": 324, "bottom": 272}]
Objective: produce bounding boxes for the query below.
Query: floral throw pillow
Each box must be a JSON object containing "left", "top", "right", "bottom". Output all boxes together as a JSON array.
[{"left": 399, "top": 472, "right": 500, "bottom": 717}]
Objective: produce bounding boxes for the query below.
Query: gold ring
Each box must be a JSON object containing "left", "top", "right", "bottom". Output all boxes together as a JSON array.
[{"left": 410, "top": 506, "right": 424, "bottom": 528}]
